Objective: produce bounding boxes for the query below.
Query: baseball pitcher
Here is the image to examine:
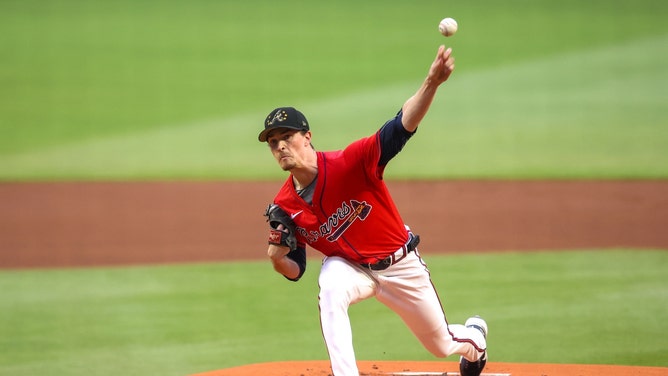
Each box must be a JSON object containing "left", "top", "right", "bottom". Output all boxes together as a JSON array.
[{"left": 260, "top": 46, "right": 488, "bottom": 376}]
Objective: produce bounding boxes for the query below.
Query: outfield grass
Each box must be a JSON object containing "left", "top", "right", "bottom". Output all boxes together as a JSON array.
[
  {"left": 1, "top": 0, "right": 666, "bottom": 180},
  {"left": 1, "top": 250, "right": 666, "bottom": 375}
]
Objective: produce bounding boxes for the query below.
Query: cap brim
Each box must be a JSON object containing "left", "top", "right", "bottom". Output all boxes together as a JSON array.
[{"left": 257, "top": 125, "right": 304, "bottom": 142}]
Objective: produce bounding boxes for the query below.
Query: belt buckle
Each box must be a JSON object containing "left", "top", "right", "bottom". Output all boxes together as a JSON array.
[
  {"left": 368, "top": 255, "right": 392, "bottom": 271},
  {"left": 364, "top": 234, "right": 419, "bottom": 271}
]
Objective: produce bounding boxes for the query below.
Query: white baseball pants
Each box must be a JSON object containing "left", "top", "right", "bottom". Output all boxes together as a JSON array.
[{"left": 318, "top": 250, "right": 486, "bottom": 376}]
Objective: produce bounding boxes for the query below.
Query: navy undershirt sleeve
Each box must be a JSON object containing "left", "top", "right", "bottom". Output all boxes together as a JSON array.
[
  {"left": 285, "top": 246, "right": 306, "bottom": 281},
  {"left": 378, "top": 110, "right": 416, "bottom": 166}
]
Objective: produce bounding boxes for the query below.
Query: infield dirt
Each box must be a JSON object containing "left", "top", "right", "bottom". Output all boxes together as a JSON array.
[{"left": 1, "top": 180, "right": 667, "bottom": 268}]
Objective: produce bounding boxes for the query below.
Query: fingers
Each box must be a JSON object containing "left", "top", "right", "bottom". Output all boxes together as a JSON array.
[
  {"left": 437, "top": 44, "right": 446, "bottom": 57},
  {"left": 275, "top": 223, "right": 291, "bottom": 235},
  {"left": 430, "top": 46, "right": 455, "bottom": 83},
  {"left": 435, "top": 45, "right": 451, "bottom": 62},
  {"left": 441, "top": 47, "right": 455, "bottom": 78},
  {"left": 440, "top": 46, "right": 454, "bottom": 69},
  {"left": 445, "top": 54, "right": 455, "bottom": 72}
]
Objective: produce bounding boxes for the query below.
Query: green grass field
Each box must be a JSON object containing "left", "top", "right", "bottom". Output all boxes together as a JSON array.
[
  {"left": 1, "top": 250, "right": 666, "bottom": 375},
  {"left": 1, "top": 1, "right": 667, "bottom": 375},
  {"left": 1, "top": 0, "right": 666, "bottom": 180}
]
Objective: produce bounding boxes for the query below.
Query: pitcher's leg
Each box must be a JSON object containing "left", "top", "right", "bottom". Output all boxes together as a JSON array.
[
  {"left": 318, "top": 257, "right": 376, "bottom": 376},
  {"left": 430, "top": 323, "right": 486, "bottom": 360},
  {"left": 375, "top": 252, "right": 486, "bottom": 360}
]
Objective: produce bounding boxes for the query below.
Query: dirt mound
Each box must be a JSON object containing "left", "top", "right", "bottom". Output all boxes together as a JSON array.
[{"left": 191, "top": 360, "right": 668, "bottom": 376}]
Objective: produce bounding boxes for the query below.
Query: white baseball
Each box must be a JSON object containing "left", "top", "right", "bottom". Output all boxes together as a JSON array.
[{"left": 438, "top": 17, "right": 458, "bottom": 37}]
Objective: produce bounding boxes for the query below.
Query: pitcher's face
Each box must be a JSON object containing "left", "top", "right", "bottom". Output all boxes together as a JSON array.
[{"left": 267, "top": 129, "right": 311, "bottom": 171}]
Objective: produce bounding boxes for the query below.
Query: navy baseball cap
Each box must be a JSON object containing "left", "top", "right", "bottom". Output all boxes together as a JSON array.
[{"left": 258, "top": 107, "right": 310, "bottom": 142}]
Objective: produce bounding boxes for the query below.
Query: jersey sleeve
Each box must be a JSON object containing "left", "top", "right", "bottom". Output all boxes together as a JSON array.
[{"left": 342, "top": 109, "right": 416, "bottom": 181}]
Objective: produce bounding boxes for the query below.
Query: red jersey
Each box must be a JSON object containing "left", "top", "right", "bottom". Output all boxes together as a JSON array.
[{"left": 273, "top": 131, "right": 409, "bottom": 264}]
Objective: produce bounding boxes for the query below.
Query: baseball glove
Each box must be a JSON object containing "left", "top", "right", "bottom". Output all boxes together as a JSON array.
[{"left": 264, "top": 204, "right": 297, "bottom": 251}]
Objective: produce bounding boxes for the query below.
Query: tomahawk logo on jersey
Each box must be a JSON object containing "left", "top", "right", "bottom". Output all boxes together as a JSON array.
[{"left": 326, "top": 200, "right": 371, "bottom": 241}]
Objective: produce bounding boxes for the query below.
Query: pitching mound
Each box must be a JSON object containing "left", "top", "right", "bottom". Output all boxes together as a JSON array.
[{"left": 191, "top": 360, "right": 668, "bottom": 376}]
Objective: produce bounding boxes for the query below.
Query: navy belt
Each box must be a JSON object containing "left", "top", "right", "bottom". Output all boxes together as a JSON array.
[{"left": 361, "top": 234, "right": 420, "bottom": 271}]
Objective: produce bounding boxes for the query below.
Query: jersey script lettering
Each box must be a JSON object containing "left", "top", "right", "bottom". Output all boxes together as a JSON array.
[{"left": 297, "top": 200, "right": 373, "bottom": 243}]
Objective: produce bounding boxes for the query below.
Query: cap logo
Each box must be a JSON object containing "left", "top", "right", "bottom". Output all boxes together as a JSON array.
[
  {"left": 259, "top": 107, "right": 309, "bottom": 142},
  {"left": 268, "top": 110, "right": 288, "bottom": 126}
]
